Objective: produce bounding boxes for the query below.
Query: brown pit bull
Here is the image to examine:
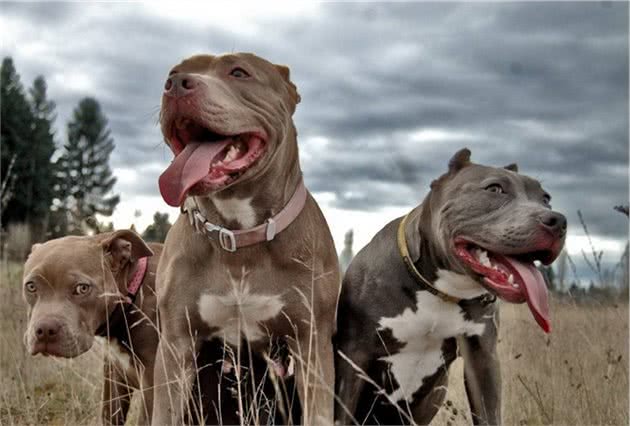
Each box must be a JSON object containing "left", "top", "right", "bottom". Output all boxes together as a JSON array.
[
  {"left": 153, "top": 52, "right": 340, "bottom": 425},
  {"left": 22, "top": 230, "right": 159, "bottom": 425}
]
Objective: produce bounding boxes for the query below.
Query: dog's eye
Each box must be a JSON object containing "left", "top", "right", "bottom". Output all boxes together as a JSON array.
[
  {"left": 485, "top": 184, "right": 504, "bottom": 194},
  {"left": 74, "top": 283, "right": 91, "bottom": 296},
  {"left": 543, "top": 194, "right": 552, "bottom": 206},
  {"left": 25, "top": 282, "right": 37, "bottom": 293},
  {"left": 230, "top": 67, "right": 250, "bottom": 78}
]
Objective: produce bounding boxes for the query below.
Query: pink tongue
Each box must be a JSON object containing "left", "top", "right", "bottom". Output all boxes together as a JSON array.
[
  {"left": 158, "top": 141, "right": 231, "bottom": 207},
  {"left": 504, "top": 256, "right": 551, "bottom": 333}
]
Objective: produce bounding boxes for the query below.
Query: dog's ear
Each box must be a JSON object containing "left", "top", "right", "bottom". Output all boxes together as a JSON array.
[
  {"left": 430, "top": 148, "right": 472, "bottom": 189},
  {"left": 448, "top": 148, "right": 472, "bottom": 173},
  {"left": 275, "top": 64, "right": 291, "bottom": 81},
  {"left": 25, "top": 243, "right": 42, "bottom": 261},
  {"left": 101, "top": 230, "right": 153, "bottom": 272},
  {"left": 275, "top": 64, "right": 301, "bottom": 113},
  {"left": 504, "top": 163, "right": 519, "bottom": 172}
]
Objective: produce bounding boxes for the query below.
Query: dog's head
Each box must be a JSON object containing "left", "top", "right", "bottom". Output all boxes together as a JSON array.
[
  {"left": 421, "top": 148, "right": 566, "bottom": 331},
  {"left": 22, "top": 231, "right": 153, "bottom": 358},
  {"left": 158, "top": 52, "right": 301, "bottom": 207}
]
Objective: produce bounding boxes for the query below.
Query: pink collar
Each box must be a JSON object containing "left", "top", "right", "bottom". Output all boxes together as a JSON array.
[
  {"left": 127, "top": 257, "right": 148, "bottom": 297},
  {"left": 182, "top": 178, "right": 308, "bottom": 252}
]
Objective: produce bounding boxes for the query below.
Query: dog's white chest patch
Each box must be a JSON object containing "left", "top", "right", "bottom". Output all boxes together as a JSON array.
[
  {"left": 212, "top": 196, "right": 257, "bottom": 228},
  {"left": 94, "top": 336, "right": 136, "bottom": 376},
  {"left": 378, "top": 285, "right": 485, "bottom": 402},
  {"left": 433, "top": 269, "right": 488, "bottom": 299},
  {"left": 198, "top": 277, "right": 284, "bottom": 346}
]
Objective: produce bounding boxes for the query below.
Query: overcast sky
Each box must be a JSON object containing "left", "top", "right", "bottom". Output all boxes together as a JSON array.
[{"left": 1, "top": 2, "right": 628, "bottom": 284}]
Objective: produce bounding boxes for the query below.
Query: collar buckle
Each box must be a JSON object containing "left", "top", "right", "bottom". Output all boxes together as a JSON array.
[
  {"left": 219, "top": 228, "right": 237, "bottom": 252},
  {"left": 201, "top": 219, "right": 236, "bottom": 252},
  {"left": 203, "top": 220, "right": 220, "bottom": 233}
]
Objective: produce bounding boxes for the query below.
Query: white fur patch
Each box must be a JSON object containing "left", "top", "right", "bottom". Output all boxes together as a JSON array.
[
  {"left": 197, "top": 271, "right": 284, "bottom": 346},
  {"left": 94, "top": 336, "right": 135, "bottom": 374},
  {"left": 212, "top": 196, "right": 257, "bottom": 228},
  {"left": 434, "top": 269, "right": 488, "bottom": 300},
  {"left": 378, "top": 289, "right": 485, "bottom": 402}
]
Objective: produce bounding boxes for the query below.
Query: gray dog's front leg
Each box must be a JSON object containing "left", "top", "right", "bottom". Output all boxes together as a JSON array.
[{"left": 458, "top": 312, "right": 501, "bottom": 425}]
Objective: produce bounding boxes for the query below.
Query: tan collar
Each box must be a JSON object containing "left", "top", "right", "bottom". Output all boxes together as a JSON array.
[
  {"left": 397, "top": 213, "right": 461, "bottom": 303},
  {"left": 182, "top": 178, "right": 308, "bottom": 252},
  {"left": 397, "top": 213, "right": 496, "bottom": 305}
]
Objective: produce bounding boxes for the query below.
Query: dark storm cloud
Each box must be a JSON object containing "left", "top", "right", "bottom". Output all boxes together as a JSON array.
[
  {"left": 290, "top": 2, "right": 628, "bottom": 241},
  {"left": 1, "top": 2, "right": 627, "bottom": 245},
  {"left": 1, "top": 1, "right": 77, "bottom": 24}
]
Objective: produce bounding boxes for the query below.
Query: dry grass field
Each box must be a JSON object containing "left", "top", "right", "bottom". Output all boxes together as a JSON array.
[{"left": 1, "top": 259, "right": 627, "bottom": 425}]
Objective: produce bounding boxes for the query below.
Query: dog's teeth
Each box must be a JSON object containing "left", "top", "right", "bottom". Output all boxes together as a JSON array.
[
  {"left": 224, "top": 145, "right": 240, "bottom": 162},
  {"left": 512, "top": 283, "right": 519, "bottom": 288},
  {"left": 224, "top": 143, "right": 247, "bottom": 163},
  {"left": 477, "top": 249, "right": 492, "bottom": 267},
  {"left": 508, "top": 274, "right": 514, "bottom": 284}
]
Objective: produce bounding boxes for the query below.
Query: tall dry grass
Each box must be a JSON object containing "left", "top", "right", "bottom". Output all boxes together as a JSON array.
[
  {"left": 1, "top": 258, "right": 628, "bottom": 425},
  {"left": 433, "top": 300, "right": 628, "bottom": 426}
]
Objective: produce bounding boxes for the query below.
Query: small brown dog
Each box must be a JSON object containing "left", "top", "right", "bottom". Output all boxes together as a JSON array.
[{"left": 22, "top": 230, "right": 159, "bottom": 425}]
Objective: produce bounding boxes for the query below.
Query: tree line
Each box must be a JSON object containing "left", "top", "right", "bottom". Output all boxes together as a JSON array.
[{"left": 1, "top": 57, "right": 170, "bottom": 253}]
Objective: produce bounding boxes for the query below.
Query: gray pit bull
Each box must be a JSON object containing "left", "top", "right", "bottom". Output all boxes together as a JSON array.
[
  {"left": 22, "top": 230, "right": 160, "bottom": 425},
  {"left": 153, "top": 53, "right": 339, "bottom": 425},
  {"left": 334, "top": 148, "right": 566, "bottom": 425}
]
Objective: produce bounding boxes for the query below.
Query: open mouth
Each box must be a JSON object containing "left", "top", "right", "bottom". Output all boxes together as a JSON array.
[
  {"left": 455, "top": 238, "right": 552, "bottom": 333},
  {"left": 159, "top": 118, "right": 267, "bottom": 206}
]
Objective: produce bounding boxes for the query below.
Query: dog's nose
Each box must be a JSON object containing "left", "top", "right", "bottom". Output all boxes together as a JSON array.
[
  {"left": 164, "top": 73, "right": 200, "bottom": 97},
  {"left": 35, "top": 319, "right": 62, "bottom": 343},
  {"left": 539, "top": 212, "right": 567, "bottom": 238}
]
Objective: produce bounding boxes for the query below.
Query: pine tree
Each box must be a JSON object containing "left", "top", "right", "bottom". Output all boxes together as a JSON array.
[
  {"left": 56, "top": 97, "right": 119, "bottom": 234},
  {"left": 1, "top": 58, "right": 56, "bottom": 235},
  {"left": 142, "top": 212, "right": 172, "bottom": 242},
  {"left": 1, "top": 57, "right": 34, "bottom": 226},
  {"left": 339, "top": 229, "right": 354, "bottom": 273},
  {"left": 28, "top": 76, "right": 57, "bottom": 234}
]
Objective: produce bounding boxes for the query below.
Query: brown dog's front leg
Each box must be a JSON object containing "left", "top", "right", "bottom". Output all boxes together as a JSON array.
[
  {"left": 102, "top": 359, "right": 132, "bottom": 425},
  {"left": 458, "top": 311, "right": 502, "bottom": 425},
  {"left": 151, "top": 336, "right": 199, "bottom": 425},
  {"left": 289, "top": 326, "right": 335, "bottom": 426},
  {"left": 136, "top": 359, "right": 154, "bottom": 425}
]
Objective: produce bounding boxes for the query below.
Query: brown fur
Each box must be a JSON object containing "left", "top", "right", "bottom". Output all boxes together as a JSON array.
[
  {"left": 153, "top": 53, "right": 340, "bottom": 425},
  {"left": 22, "top": 231, "right": 160, "bottom": 425}
]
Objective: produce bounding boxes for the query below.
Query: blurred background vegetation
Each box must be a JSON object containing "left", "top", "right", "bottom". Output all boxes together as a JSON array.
[{"left": 1, "top": 57, "right": 172, "bottom": 255}]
